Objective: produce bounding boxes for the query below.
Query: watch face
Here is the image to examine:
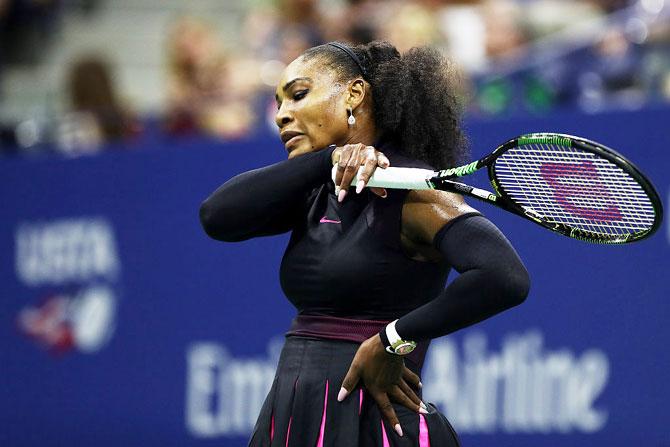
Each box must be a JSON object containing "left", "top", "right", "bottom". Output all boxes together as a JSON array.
[{"left": 394, "top": 342, "right": 416, "bottom": 355}]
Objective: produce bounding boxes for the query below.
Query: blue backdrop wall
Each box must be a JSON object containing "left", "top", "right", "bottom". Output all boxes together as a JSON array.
[{"left": 2, "top": 107, "right": 668, "bottom": 446}]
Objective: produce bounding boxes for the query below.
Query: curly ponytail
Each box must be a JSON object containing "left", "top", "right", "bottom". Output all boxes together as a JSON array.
[{"left": 302, "top": 41, "right": 468, "bottom": 168}]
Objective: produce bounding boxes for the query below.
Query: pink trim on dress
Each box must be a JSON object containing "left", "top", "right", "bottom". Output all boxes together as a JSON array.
[
  {"left": 315, "top": 380, "right": 329, "bottom": 447},
  {"left": 359, "top": 389, "right": 364, "bottom": 415},
  {"left": 381, "top": 421, "right": 390, "bottom": 447},
  {"left": 270, "top": 414, "right": 274, "bottom": 442},
  {"left": 284, "top": 378, "right": 299, "bottom": 446},
  {"left": 285, "top": 417, "right": 292, "bottom": 447},
  {"left": 419, "top": 414, "right": 431, "bottom": 447}
]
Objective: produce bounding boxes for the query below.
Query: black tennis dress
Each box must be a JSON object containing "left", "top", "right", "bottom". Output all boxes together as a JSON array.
[
  {"left": 201, "top": 137, "right": 529, "bottom": 445},
  {"left": 244, "top": 148, "right": 462, "bottom": 447}
]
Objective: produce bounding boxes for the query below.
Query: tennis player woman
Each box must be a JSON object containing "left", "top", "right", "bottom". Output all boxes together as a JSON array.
[{"left": 200, "top": 41, "right": 530, "bottom": 446}]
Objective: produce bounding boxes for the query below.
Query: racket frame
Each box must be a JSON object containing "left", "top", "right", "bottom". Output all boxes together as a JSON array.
[{"left": 428, "top": 133, "right": 663, "bottom": 244}]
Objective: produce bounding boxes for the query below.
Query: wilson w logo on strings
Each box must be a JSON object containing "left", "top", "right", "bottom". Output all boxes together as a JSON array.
[{"left": 540, "top": 161, "right": 623, "bottom": 222}]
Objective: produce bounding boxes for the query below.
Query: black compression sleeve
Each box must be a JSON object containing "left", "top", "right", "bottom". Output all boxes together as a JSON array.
[
  {"left": 394, "top": 214, "right": 530, "bottom": 341},
  {"left": 199, "top": 146, "right": 335, "bottom": 242}
]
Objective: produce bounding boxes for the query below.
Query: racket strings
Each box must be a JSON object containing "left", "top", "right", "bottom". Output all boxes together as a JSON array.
[
  {"left": 501, "top": 156, "right": 653, "bottom": 236},
  {"left": 493, "top": 143, "right": 656, "bottom": 238},
  {"left": 499, "top": 145, "right": 654, "bottom": 236}
]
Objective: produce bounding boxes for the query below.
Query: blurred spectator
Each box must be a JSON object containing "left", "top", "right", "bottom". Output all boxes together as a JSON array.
[
  {"left": 578, "top": 26, "right": 645, "bottom": 111},
  {"left": 1, "top": 0, "right": 669, "bottom": 156},
  {"left": 645, "top": 18, "right": 670, "bottom": 101},
  {"left": 56, "top": 55, "right": 140, "bottom": 155},
  {"left": 243, "top": 0, "right": 326, "bottom": 63},
  {"left": 437, "top": 2, "right": 488, "bottom": 73},
  {"left": 524, "top": 0, "right": 604, "bottom": 38},
  {"left": 379, "top": 1, "right": 442, "bottom": 52},
  {"left": 273, "top": 0, "right": 327, "bottom": 62},
  {"left": 165, "top": 16, "right": 257, "bottom": 139},
  {"left": 0, "top": 0, "right": 7, "bottom": 92},
  {"left": 0, "top": 0, "right": 62, "bottom": 66},
  {"left": 481, "top": 0, "right": 529, "bottom": 63},
  {"left": 437, "top": 0, "right": 530, "bottom": 73},
  {"left": 241, "top": 1, "right": 330, "bottom": 135},
  {"left": 323, "top": 0, "right": 387, "bottom": 45},
  {"left": 323, "top": 0, "right": 444, "bottom": 50}
]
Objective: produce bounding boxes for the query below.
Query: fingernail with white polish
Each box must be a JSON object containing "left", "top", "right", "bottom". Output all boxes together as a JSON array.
[
  {"left": 338, "top": 189, "right": 347, "bottom": 203},
  {"left": 394, "top": 424, "right": 403, "bottom": 437},
  {"left": 335, "top": 186, "right": 340, "bottom": 195},
  {"left": 420, "top": 401, "right": 427, "bottom": 410},
  {"left": 337, "top": 387, "right": 348, "bottom": 402},
  {"left": 418, "top": 381, "right": 423, "bottom": 388},
  {"left": 419, "top": 406, "right": 428, "bottom": 414},
  {"left": 356, "top": 180, "right": 365, "bottom": 194}
]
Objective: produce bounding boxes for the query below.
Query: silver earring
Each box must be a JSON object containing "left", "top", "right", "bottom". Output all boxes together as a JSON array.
[{"left": 347, "top": 108, "right": 356, "bottom": 126}]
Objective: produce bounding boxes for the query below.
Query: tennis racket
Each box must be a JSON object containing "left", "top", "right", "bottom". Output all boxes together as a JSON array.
[{"left": 342, "top": 133, "right": 663, "bottom": 244}]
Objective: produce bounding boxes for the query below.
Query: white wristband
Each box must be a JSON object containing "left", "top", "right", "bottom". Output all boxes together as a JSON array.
[
  {"left": 384, "top": 319, "right": 417, "bottom": 355},
  {"left": 385, "top": 319, "right": 403, "bottom": 345}
]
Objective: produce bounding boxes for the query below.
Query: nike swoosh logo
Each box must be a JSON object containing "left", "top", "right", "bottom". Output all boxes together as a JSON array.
[{"left": 319, "top": 216, "right": 341, "bottom": 224}]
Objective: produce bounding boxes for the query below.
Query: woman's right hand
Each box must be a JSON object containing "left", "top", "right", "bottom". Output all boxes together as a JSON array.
[
  {"left": 332, "top": 143, "right": 390, "bottom": 202},
  {"left": 338, "top": 334, "right": 426, "bottom": 437}
]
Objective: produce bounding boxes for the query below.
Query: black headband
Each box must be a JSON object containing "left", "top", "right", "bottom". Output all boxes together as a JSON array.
[{"left": 327, "top": 42, "right": 367, "bottom": 78}]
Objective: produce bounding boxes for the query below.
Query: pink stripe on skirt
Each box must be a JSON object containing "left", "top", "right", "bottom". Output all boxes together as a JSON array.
[
  {"left": 419, "top": 414, "right": 430, "bottom": 447},
  {"left": 285, "top": 417, "right": 292, "bottom": 447},
  {"left": 381, "top": 421, "right": 390, "bottom": 447},
  {"left": 315, "top": 380, "right": 329, "bottom": 447},
  {"left": 359, "top": 389, "right": 364, "bottom": 416},
  {"left": 270, "top": 414, "right": 274, "bottom": 442}
]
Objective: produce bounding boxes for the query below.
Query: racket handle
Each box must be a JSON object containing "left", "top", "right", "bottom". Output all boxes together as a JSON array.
[{"left": 331, "top": 166, "right": 436, "bottom": 190}]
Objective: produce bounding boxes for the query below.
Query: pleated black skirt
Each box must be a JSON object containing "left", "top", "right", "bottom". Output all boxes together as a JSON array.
[{"left": 249, "top": 336, "right": 461, "bottom": 447}]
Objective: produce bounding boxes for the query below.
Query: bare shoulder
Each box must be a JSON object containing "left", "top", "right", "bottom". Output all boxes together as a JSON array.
[{"left": 401, "top": 189, "right": 479, "bottom": 249}]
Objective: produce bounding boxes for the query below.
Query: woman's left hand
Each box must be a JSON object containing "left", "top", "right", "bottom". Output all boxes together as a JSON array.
[
  {"left": 332, "top": 143, "right": 389, "bottom": 202},
  {"left": 337, "top": 334, "right": 426, "bottom": 437}
]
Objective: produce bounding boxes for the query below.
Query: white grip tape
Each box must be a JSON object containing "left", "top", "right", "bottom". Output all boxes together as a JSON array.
[{"left": 331, "top": 166, "right": 436, "bottom": 190}]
